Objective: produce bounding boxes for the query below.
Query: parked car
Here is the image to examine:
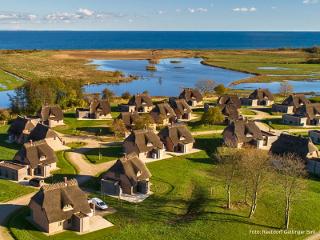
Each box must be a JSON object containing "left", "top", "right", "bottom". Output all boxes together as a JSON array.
[
  {"left": 29, "top": 178, "right": 45, "bottom": 187},
  {"left": 91, "top": 197, "right": 108, "bottom": 210}
]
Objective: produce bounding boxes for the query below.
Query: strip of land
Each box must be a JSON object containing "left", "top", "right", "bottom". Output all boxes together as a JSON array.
[{"left": 0, "top": 49, "right": 319, "bottom": 91}]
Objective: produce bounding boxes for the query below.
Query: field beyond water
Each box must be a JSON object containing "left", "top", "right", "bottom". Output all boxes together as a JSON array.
[{"left": 0, "top": 49, "right": 319, "bottom": 91}]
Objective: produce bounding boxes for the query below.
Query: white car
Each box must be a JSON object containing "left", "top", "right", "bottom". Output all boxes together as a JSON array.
[{"left": 91, "top": 198, "right": 108, "bottom": 210}]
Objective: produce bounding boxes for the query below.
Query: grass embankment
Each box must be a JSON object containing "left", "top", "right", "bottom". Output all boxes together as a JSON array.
[
  {"left": 263, "top": 118, "right": 320, "bottom": 130},
  {"left": 84, "top": 145, "right": 123, "bottom": 164},
  {"left": 200, "top": 49, "right": 320, "bottom": 84},
  {"left": 240, "top": 108, "right": 256, "bottom": 116},
  {"left": 8, "top": 135, "right": 320, "bottom": 240},
  {"left": 0, "top": 69, "right": 24, "bottom": 90}
]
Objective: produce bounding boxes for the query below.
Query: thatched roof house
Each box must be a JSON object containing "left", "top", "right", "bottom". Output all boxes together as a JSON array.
[
  {"left": 150, "top": 103, "right": 176, "bottom": 124},
  {"left": 101, "top": 153, "right": 152, "bottom": 195},
  {"left": 158, "top": 124, "right": 194, "bottom": 153},
  {"left": 220, "top": 104, "right": 240, "bottom": 122},
  {"left": 29, "top": 123, "right": 59, "bottom": 142},
  {"left": 29, "top": 179, "right": 93, "bottom": 234},
  {"left": 38, "top": 105, "right": 64, "bottom": 127},
  {"left": 249, "top": 88, "right": 274, "bottom": 101},
  {"left": 76, "top": 98, "right": 111, "bottom": 119},
  {"left": 118, "top": 112, "right": 140, "bottom": 130},
  {"left": 242, "top": 88, "right": 274, "bottom": 106},
  {"left": 169, "top": 98, "right": 192, "bottom": 120},
  {"left": 270, "top": 134, "right": 319, "bottom": 159},
  {"left": 7, "top": 116, "right": 38, "bottom": 143},
  {"left": 13, "top": 140, "right": 57, "bottom": 177},
  {"left": 223, "top": 120, "right": 263, "bottom": 148},
  {"left": 217, "top": 95, "right": 241, "bottom": 109},
  {"left": 282, "top": 94, "right": 310, "bottom": 109},
  {"left": 295, "top": 103, "right": 320, "bottom": 125},
  {"left": 179, "top": 88, "right": 203, "bottom": 107},
  {"left": 123, "top": 130, "right": 164, "bottom": 160},
  {"left": 121, "top": 94, "right": 154, "bottom": 113}
]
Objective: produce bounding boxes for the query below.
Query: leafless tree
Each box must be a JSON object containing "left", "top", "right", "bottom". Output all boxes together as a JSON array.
[
  {"left": 273, "top": 154, "right": 307, "bottom": 229},
  {"left": 279, "top": 81, "right": 293, "bottom": 97},
  {"left": 195, "top": 80, "right": 217, "bottom": 96},
  {"left": 214, "top": 146, "right": 242, "bottom": 209},
  {"left": 240, "top": 148, "right": 271, "bottom": 218}
]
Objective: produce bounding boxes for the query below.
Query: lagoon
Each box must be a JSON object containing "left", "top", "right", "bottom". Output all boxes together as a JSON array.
[{"left": 84, "top": 58, "right": 252, "bottom": 96}]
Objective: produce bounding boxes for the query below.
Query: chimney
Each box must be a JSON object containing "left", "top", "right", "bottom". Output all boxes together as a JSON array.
[{"left": 64, "top": 177, "right": 67, "bottom": 186}]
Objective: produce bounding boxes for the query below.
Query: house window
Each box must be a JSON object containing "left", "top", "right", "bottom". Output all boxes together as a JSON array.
[
  {"left": 39, "top": 155, "right": 46, "bottom": 161},
  {"left": 68, "top": 219, "right": 72, "bottom": 224},
  {"left": 58, "top": 221, "right": 62, "bottom": 226}
]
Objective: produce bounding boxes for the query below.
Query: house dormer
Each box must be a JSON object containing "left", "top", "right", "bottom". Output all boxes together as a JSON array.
[
  {"left": 62, "top": 204, "right": 74, "bottom": 212},
  {"left": 39, "top": 155, "right": 47, "bottom": 161}
]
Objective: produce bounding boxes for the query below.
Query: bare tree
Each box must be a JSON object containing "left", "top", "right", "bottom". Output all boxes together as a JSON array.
[
  {"left": 279, "top": 82, "right": 293, "bottom": 97},
  {"left": 240, "top": 148, "right": 271, "bottom": 218},
  {"left": 195, "top": 80, "right": 217, "bottom": 95},
  {"left": 273, "top": 154, "right": 307, "bottom": 229},
  {"left": 214, "top": 147, "right": 242, "bottom": 209}
]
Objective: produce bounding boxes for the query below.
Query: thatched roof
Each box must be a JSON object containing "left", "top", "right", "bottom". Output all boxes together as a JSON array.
[
  {"left": 89, "top": 98, "right": 111, "bottom": 115},
  {"left": 8, "top": 116, "right": 37, "bottom": 135},
  {"left": 249, "top": 88, "right": 274, "bottom": 101},
  {"left": 169, "top": 98, "right": 192, "bottom": 117},
  {"left": 218, "top": 95, "right": 241, "bottom": 109},
  {"left": 14, "top": 140, "right": 57, "bottom": 169},
  {"left": 150, "top": 103, "right": 176, "bottom": 123},
  {"left": 270, "top": 133, "right": 318, "bottom": 159},
  {"left": 281, "top": 94, "right": 310, "bottom": 109},
  {"left": 29, "top": 179, "right": 91, "bottom": 223},
  {"left": 295, "top": 103, "right": 320, "bottom": 120},
  {"left": 123, "top": 129, "right": 163, "bottom": 154},
  {"left": 128, "top": 94, "right": 153, "bottom": 108},
  {"left": 179, "top": 88, "right": 203, "bottom": 102},
  {"left": 103, "top": 153, "right": 151, "bottom": 187},
  {"left": 158, "top": 124, "right": 194, "bottom": 145},
  {"left": 118, "top": 112, "right": 140, "bottom": 128},
  {"left": 29, "top": 123, "right": 59, "bottom": 141},
  {"left": 223, "top": 120, "right": 263, "bottom": 147},
  {"left": 219, "top": 104, "right": 240, "bottom": 121},
  {"left": 38, "top": 105, "right": 63, "bottom": 122}
]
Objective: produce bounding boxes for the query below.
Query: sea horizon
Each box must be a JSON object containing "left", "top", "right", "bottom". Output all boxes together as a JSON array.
[{"left": 0, "top": 31, "right": 320, "bottom": 50}]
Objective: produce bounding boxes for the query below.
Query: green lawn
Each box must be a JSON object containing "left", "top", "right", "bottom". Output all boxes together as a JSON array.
[
  {"left": 84, "top": 145, "right": 123, "bottom": 164},
  {"left": 0, "top": 125, "right": 20, "bottom": 160},
  {"left": 66, "top": 142, "right": 87, "bottom": 149},
  {"left": 8, "top": 134, "right": 320, "bottom": 240},
  {"left": 0, "top": 69, "right": 24, "bottom": 91},
  {"left": 262, "top": 118, "right": 320, "bottom": 130},
  {"left": 240, "top": 108, "right": 256, "bottom": 116},
  {"left": 54, "top": 112, "right": 114, "bottom": 135},
  {"left": 188, "top": 120, "right": 225, "bottom": 132},
  {"left": 0, "top": 179, "right": 34, "bottom": 203},
  {"left": 45, "top": 151, "right": 78, "bottom": 184}
]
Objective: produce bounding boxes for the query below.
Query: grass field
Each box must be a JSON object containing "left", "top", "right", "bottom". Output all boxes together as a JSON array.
[
  {"left": 240, "top": 108, "right": 257, "bottom": 116},
  {"left": 200, "top": 49, "right": 320, "bottom": 84},
  {"left": 7, "top": 134, "right": 320, "bottom": 240},
  {"left": 84, "top": 145, "right": 123, "bottom": 164},
  {"left": 0, "top": 125, "right": 20, "bottom": 160},
  {"left": 0, "top": 179, "right": 34, "bottom": 203},
  {"left": 0, "top": 69, "right": 24, "bottom": 90},
  {"left": 262, "top": 118, "right": 320, "bottom": 130},
  {"left": 54, "top": 112, "right": 113, "bottom": 136},
  {"left": 45, "top": 151, "right": 78, "bottom": 184}
]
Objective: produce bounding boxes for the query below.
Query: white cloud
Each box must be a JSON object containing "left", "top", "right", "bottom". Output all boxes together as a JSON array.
[
  {"left": 303, "top": 0, "right": 318, "bottom": 4},
  {"left": 188, "top": 8, "right": 208, "bottom": 13},
  {"left": 0, "top": 12, "right": 37, "bottom": 22},
  {"left": 78, "top": 8, "right": 94, "bottom": 16},
  {"left": 233, "top": 7, "right": 257, "bottom": 12},
  {"left": 157, "top": 10, "right": 165, "bottom": 15}
]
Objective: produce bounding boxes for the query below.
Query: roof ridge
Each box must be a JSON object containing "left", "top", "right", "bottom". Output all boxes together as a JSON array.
[{"left": 42, "top": 179, "right": 78, "bottom": 192}]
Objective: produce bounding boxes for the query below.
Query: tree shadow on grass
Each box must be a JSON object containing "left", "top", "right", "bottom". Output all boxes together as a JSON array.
[
  {"left": 0, "top": 133, "right": 21, "bottom": 151},
  {"left": 194, "top": 136, "right": 223, "bottom": 157}
]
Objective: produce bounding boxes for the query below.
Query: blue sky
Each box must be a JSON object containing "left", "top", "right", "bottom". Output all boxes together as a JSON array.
[{"left": 0, "top": 0, "right": 319, "bottom": 31}]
